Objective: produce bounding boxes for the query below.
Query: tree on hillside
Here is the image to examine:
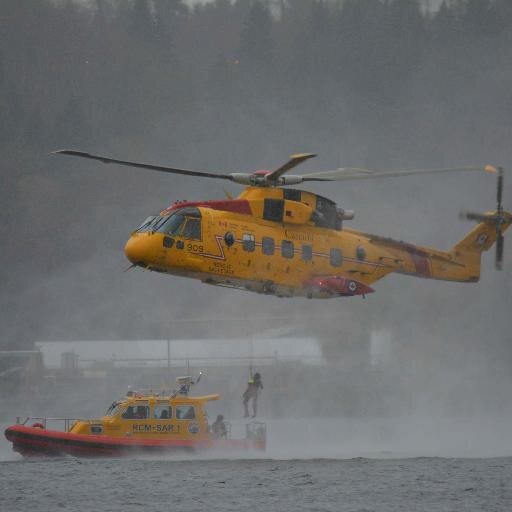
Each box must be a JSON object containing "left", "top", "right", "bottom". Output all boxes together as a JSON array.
[{"left": 238, "top": 1, "right": 274, "bottom": 74}]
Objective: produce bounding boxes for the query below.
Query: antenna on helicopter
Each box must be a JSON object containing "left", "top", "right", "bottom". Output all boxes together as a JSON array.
[{"left": 461, "top": 166, "right": 507, "bottom": 270}]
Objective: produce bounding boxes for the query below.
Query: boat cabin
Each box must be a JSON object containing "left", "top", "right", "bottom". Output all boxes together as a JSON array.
[{"left": 69, "top": 391, "right": 219, "bottom": 441}]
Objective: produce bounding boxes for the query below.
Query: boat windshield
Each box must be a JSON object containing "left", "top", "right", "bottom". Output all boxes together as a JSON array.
[{"left": 105, "top": 401, "right": 123, "bottom": 416}]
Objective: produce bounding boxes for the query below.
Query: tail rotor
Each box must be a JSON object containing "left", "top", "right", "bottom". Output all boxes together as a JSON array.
[
  {"left": 494, "top": 167, "right": 505, "bottom": 270},
  {"left": 462, "top": 166, "right": 507, "bottom": 270},
  {"left": 496, "top": 229, "right": 504, "bottom": 270}
]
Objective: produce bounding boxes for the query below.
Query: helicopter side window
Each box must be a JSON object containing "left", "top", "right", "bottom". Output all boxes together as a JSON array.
[
  {"left": 301, "top": 245, "right": 313, "bottom": 261},
  {"left": 330, "top": 248, "right": 343, "bottom": 267},
  {"left": 281, "top": 240, "right": 294, "bottom": 259},
  {"left": 242, "top": 234, "right": 255, "bottom": 252},
  {"left": 176, "top": 405, "right": 196, "bottom": 420},
  {"left": 262, "top": 237, "right": 275, "bottom": 256}
]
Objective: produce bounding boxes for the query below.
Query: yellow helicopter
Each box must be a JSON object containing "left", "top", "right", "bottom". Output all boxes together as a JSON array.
[{"left": 56, "top": 150, "right": 511, "bottom": 299}]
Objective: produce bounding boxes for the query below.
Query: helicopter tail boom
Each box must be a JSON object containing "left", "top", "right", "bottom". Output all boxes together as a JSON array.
[{"left": 361, "top": 212, "right": 511, "bottom": 284}]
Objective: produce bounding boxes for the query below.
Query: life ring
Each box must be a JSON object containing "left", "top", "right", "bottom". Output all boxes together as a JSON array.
[{"left": 31, "top": 422, "right": 45, "bottom": 429}]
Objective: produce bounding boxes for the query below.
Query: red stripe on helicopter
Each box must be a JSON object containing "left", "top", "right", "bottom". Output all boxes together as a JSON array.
[{"left": 411, "top": 252, "right": 432, "bottom": 278}]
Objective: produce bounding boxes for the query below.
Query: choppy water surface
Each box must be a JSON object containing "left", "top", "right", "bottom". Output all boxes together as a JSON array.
[
  {"left": 2, "top": 456, "right": 512, "bottom": 512},
  {"left": 2, "top": 417, "right": 512, "bottom": 511}
]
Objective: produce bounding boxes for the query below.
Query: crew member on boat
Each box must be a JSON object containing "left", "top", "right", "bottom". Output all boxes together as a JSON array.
[{"left": 211, "top": 414, "right": 227, "bottom": 439}]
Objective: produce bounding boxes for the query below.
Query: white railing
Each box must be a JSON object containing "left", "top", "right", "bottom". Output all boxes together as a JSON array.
[{"left": 16, "top": 416, "right": 90, "bottom": 432}]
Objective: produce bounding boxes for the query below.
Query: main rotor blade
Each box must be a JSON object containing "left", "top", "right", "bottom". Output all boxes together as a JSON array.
[
  {"left": 54, "top": 150, "right": 235, "bottom": 181},
  {"left": 264, "top": 153, "right": 317, "bottom": 183},
  {"left": 496, "top": 231, "right": 504, "bottom": 270},
  {"left": 462, "top": 211, "right": 490, "bottom": 222},
  {"left": 300, "top": 165, "right": 498, "bottom": 182}
]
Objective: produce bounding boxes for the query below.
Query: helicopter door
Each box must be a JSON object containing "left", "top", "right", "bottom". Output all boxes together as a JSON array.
[{"left": 240, "top": 232, "right": 257, "bottom": 274}]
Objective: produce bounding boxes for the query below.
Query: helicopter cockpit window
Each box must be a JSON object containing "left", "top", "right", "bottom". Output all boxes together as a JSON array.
[
  {"left": 136, "top": 215, "right": 165, "bottom": 233},
  {"left": 157, "top": 208, "right": 202, "bottom": 240},
  {"left": 159, "top": 214, "right": 184, "bottom": 235},
  {"left": 136, "top": 216, "right": 157, "bottom": 232},
  {"left": 151, "top": 216, "right": 170, "bottom": 232}
]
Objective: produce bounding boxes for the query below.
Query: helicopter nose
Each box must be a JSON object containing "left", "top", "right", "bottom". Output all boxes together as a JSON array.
[{"left": 124, "top": 236, "right": 148, "bottom": 266}]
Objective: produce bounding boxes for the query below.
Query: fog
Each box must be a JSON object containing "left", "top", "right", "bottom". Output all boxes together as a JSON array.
[{"left": 1, "top": 0, "right": 512, "bottom": 457}]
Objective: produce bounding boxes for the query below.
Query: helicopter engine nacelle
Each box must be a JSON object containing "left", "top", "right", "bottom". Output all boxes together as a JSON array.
[
  {"left": 230, "top": 173, "right": 306, "bottom": 187},
  {"left": 337, "top": 208, "right": 354, "bottom": 220}
]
